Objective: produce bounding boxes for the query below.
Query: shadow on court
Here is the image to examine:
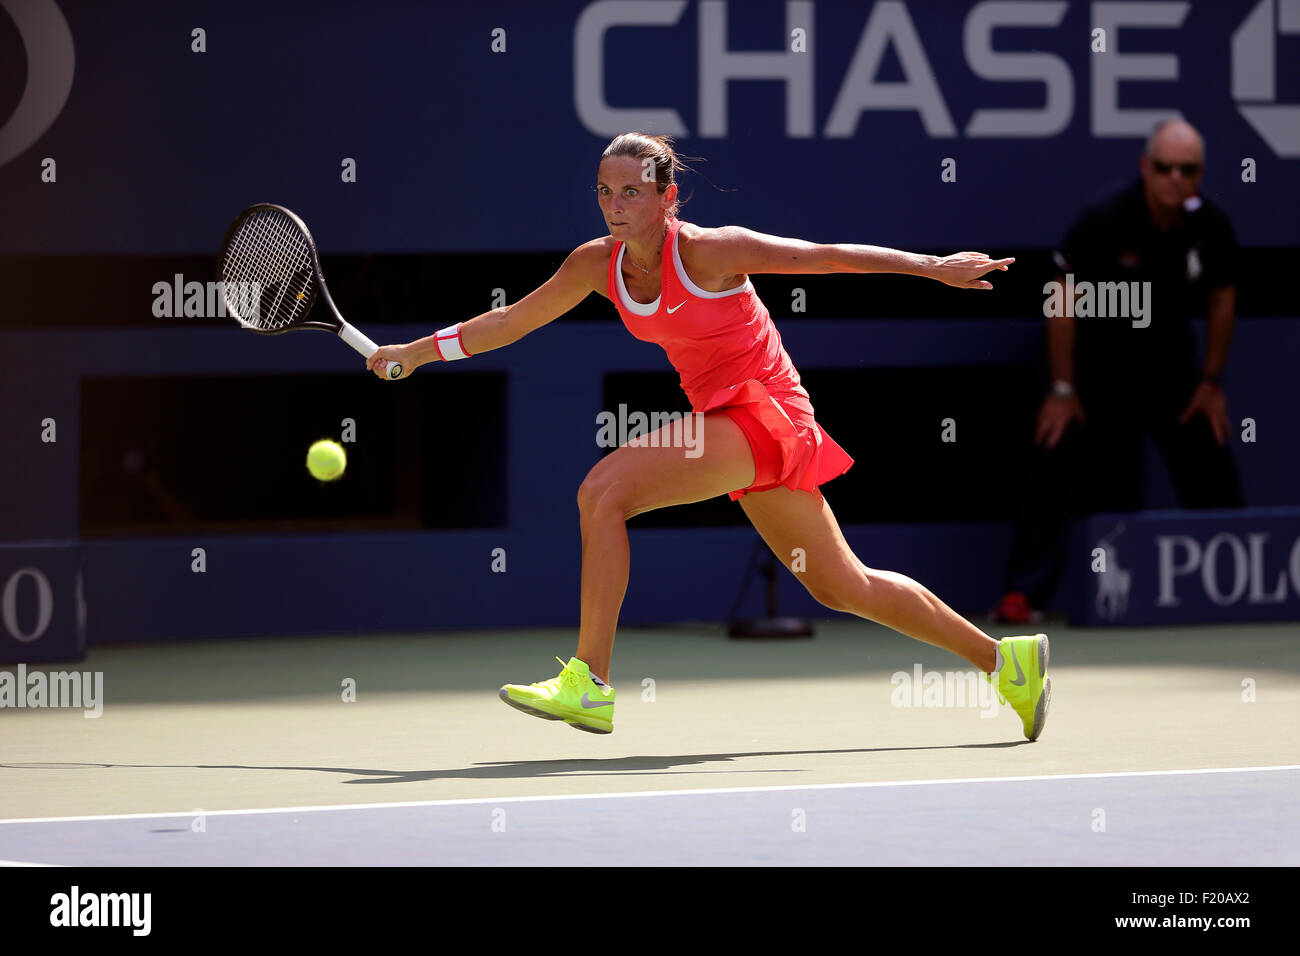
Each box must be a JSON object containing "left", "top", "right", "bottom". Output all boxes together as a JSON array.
[{"left": 1, "top": 741, "right": 1027, "bottom": 787}]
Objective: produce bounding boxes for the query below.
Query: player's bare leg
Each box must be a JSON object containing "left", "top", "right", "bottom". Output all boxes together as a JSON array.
[
  {"left": 739, "top": 486, "right": 999, "bottom": 672},
  {"left": 575, "top": 411, "right": 755, "bottom": 683}
]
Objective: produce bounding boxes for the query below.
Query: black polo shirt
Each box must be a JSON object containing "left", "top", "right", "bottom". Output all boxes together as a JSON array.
[{"left": 1052, "top": 177, "right": 1238, "bottom": 376}]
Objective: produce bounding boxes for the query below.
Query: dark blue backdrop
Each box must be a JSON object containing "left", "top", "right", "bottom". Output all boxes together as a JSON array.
[
  {"left": 2, "top": 0, "right": 1299, "bottom": 650},
  {"left": 2, "top": 0, "right": 1297, "bottom": 255}
]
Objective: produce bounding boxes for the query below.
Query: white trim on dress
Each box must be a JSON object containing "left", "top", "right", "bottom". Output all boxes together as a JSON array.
[
  {"left": 615, "top": 243, "right": 660, "bottom": 315},
  {"left": 672, "top": 227, "right": 752, "bottom": 299}
]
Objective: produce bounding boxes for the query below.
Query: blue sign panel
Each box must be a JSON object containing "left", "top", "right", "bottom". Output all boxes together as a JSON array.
[
  {"left": 1, "top": 0, "right": 1296, "bottom": 254},
  {"left": 1074, "top": 507, "right": 1300, "bottom": 625},
  {"left": 0, "top": 544, "right": 87, "bottom": 664}
]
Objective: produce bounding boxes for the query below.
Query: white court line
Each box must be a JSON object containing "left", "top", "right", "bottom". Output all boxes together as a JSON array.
[
  {"left": 0, "top": 859, "right": 61, "bottom": 866},
  {"left": 1, "top": 764, "right": 1297, "bottom": 826}
]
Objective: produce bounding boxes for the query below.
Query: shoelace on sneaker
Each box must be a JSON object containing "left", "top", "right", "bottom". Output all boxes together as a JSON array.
[
  {"left": 558, "top": 656, "right": 585, "bottom": 690},
  {"left": 533, "top": 656, "right": 585, "bottom": 694}
]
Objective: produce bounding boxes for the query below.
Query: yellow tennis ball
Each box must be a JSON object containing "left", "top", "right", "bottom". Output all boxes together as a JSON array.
[{"left": 307, "top": 439, "right": 346, "bottom": 482}]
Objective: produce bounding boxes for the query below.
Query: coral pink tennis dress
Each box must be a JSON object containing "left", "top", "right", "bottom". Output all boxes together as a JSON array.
[{"left": 607, "top": 216, "right": 854, "bottom": 501}]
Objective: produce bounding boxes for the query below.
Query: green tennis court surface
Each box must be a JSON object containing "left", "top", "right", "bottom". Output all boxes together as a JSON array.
[{"left": 2, "top": 619, "right": 1297, "bottom": 864}]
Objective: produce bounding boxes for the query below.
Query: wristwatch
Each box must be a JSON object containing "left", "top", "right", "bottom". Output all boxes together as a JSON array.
[{"left": 1051, "top": 380, "right": 1074, "bottom": 398}]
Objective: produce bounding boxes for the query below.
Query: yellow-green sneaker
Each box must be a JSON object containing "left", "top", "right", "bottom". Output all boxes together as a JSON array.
[
  {"left": 499, "top": 657, "right": 615, "bottom": 734},
  {"left": 986, "top": 634, "right": 1051, "bottom": 740}
]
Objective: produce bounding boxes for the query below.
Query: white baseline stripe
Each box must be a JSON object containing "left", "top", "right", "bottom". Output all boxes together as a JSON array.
[
  {"left": 1, "top": 764, "right": 1297, "bottom": 826},
  {"left": 0, "top": 859, "right": 62, "bottom": 866}
]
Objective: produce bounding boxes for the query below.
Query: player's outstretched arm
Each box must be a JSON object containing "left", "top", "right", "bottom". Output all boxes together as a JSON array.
[
  {"left": 366, "top": 242, "right": 601, "bottom": 379},
  {"left": 690, "top": 226, "right": 1014, "bottom": 290}
]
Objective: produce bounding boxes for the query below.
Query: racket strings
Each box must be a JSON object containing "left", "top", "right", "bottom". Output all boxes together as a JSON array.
[{"left": 220, "top": 210, "right": 315, "bottom": 330}]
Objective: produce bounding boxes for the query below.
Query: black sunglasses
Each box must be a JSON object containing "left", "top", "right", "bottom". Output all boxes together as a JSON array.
[{"left": 1151, "top": 159, "right": 1202, "bottom": 176}]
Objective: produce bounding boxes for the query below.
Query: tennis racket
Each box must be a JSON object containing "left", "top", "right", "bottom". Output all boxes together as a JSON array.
[{"left": 216, "top": 203, "right": 402, "bottom": 379}]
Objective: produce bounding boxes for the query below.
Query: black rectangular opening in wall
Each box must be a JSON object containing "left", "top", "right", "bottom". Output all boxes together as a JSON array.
[
  {"left": 604, "top": 365, "right": 1039, "bottom": 528},
  {"left": 80, "top": 372, "right": 507, "bottom": 536},
  {"left": 805, "top": 365, "right": 1039, "bottom": 522}
]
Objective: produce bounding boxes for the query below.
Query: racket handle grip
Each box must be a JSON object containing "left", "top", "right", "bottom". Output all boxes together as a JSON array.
[{"left": 339, "top": 322, "right": 403, "bottom": 380}]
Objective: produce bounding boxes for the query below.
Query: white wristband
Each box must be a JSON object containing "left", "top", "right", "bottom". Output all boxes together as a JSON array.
[{"left": 433, "top": 323, "right": 472, "bottom": 361}]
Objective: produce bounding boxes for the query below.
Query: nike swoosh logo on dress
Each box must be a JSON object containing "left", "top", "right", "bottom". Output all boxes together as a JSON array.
[{"left": 667, "top": 302, "right": 686, "bottom": 313}]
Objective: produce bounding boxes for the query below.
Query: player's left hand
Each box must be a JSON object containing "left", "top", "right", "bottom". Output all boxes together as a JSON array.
[
  {"left": 932, "top": 252, "right": 1015, "bottom": 290},
  {"left": 1179, "top": 380, "right": 1230, "bottom": 445}
]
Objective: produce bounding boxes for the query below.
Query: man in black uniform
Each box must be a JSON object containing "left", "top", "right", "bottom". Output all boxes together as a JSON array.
[{"left": 992, "top": 119, "right": 1245, "bottom": 624}]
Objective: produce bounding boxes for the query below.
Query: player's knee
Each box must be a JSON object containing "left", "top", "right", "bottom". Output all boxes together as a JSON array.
[
  {"left": 576, "top": 475, "right": 603, "bottom": 515},
  {"left": 802, "top": 563, "right": 877, "bottom": 615},
  {"left": 808, "top": 590, "right": 845, "bottom": 613},
  {"left": 800, "top": 575, "right": 853, "bottom": 614},
  {"left": 577, "top": 471, "right": 626, "bottom": 518}
]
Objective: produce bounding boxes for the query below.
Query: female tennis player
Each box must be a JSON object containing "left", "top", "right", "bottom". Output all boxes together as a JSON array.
[{"left": 367, "top": 133, "right": 1050, "bottom": 741}]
